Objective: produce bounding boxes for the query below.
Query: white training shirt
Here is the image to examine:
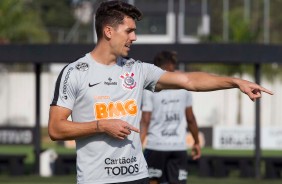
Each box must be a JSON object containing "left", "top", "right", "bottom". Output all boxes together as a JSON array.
[
  {"left": 142, "top": 89, "right": 192, "bottom": 151},
  {"left": 51, "top": 53, "right": 165, "bottom": 184}
]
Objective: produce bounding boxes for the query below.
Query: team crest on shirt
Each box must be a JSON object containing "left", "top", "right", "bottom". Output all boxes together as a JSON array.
[
  {"left": 76, "top": 62, "right": 89, "bottom": 71},
  {"left": 120, "top": 72, "right": 136, "bottom": 90}
]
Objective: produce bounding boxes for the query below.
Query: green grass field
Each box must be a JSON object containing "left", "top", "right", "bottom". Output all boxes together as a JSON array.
[
  {"left": 0, "top": 145, "right": 281, "bottom": 183},
  {"left": 1, "top": 144, "right": 281, "bottom": 165},
  {"left": 0, "top": 130, "right": 282, "bottom": 184},
  {"left": 0, "top": 175, "right": 281, "bottom": 184}
]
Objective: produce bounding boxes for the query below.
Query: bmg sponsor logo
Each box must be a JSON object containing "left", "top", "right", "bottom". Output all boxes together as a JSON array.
[
  {"left": 94, "top": 99, "right": 137, "bottom": 120},
  {"left": 104, "top": 156, "right": 139, "bottom": 176}
]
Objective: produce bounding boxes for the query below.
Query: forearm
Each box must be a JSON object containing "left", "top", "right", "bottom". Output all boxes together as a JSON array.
[
  {"left": 140, "top": 126, "right": 148, "bottom": 145},
  {"left": 157, "top": 71, "right": 272, "bottom": 101},
  {"left": 157, "top": 72, "right": 239, "bottom": 92},
  {"left": 185, "top": 73, "right": 271, "bottom": 101},
  {"left": 187, "top": 112, "right": 202, "bottom": 160},
  {"left": 140, "top": 118, "right": 149, "bottom": 145},
  {"left": 140, "top": 111, "right": 151, "bottom": 145},
  {"left": 48, "top": 119, "right": 100, "bottom": 141},
  {"left": 184, "top": 72, "right": 238, "bottom": 92},
  {"left": 188, "top": 122, "right": 200, "bottom": 144}
]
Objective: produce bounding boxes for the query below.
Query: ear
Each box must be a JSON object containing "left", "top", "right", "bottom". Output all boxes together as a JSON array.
[{"left": 104, "top": 26, "right": 112, "bottom": 39}]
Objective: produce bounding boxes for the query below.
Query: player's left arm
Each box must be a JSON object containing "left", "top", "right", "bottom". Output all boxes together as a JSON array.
[
  {"left": 155, "top": 71, "right": 273, "bottom": 101},
  {"left": 186, "top": 106, "right": 201, "bottom": 160},
  {"left": 140, "top": 111, "right": 151, "bottom": 147}
]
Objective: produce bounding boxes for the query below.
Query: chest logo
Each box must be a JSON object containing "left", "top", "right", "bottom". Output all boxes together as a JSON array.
[
  {"left": 95, "top": 99, "right": 137, "bottom": 120},
  {"left": 120, "top": 72, "right": 136, "bottom": 90},
  {"left": 89, "top": 82, "right": 101, "bottom": 87}
]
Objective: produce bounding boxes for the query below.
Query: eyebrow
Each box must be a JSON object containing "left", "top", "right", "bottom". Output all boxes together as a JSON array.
[{"left": 126, "top": 27, "right": 136, "bottom": 32}]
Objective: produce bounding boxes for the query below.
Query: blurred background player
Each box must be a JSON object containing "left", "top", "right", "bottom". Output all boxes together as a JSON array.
[{"left": 141, "top": 50, "right": 201, "bottom": 184}]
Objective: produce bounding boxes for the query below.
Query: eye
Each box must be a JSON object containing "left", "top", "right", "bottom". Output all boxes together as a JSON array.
[{"left": 127, "top": 29, "right": 136, "bottom": 34}]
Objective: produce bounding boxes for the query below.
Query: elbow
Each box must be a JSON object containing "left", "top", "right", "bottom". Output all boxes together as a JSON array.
[
  {"left": 48, "top": 129, "right": 60, "bottom": 141},
  {"left": 49, "top": 132, "right": 66, "bottom": 141},
  {"left": 181, "top": 77, "right": 198, "bottom": 91},
  {"left": 49, "top": 136, "right": 57, "bottom": 142},
  {"left": 48, "top": 124, "right": 64, "bottom": 141},
  {"left": 49, "top": 134, "right": 58, "bottom": 141}
]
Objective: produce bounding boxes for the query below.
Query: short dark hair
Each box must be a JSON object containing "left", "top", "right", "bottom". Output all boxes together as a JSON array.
[
  {"left": 153, "top": 51, "right": 178, "bottom": 67},
  {"left": 95, "top": 0, "right": 143, "bottom": 40}
]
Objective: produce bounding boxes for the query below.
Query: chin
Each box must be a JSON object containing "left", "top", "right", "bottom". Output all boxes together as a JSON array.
[{"left": 121, "top": 52, "right": 129, "bottom": 57}]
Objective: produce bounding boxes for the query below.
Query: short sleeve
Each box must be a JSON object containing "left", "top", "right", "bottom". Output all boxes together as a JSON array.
[
  {"left": 141, "top": 90, "right": 153, "bottom": 112},
  {"left": 141, "top": 62, "right": 165, "bottom": 92},
  {"left": 186, "top": 91, "right": 193, "bottom": 108},
  {"left": 50, "top": 64, "right": 78, "bottom": 110}
]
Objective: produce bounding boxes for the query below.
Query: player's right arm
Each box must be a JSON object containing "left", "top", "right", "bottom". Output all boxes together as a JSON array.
[
  {"left": 48, "top": 106, "right": 98, "bottom": 140},
  {"left": 48, "top": 106, "right": 138, "bottom": 141}
]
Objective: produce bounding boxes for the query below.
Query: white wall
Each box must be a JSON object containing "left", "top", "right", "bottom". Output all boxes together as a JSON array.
[
  {"left": 0, "top": 72, "right": 35, "bottom": 126},
  {"left": 192, "top": 74, "right": 281, "bottom": 127}
]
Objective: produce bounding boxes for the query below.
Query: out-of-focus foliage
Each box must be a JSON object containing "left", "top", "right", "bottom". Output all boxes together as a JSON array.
[
  {"left": 0, "top": 0, "right": 50, "bottom": 43},
  {"left": 34, "top": 0, "right": 87, "bottom": 43},
  {"left": 269, "top": 0, "right": 282, "bottom": 44},
  {"left": 197, "top": 5, "right": 282, "bottom": 82},
  {"left": 205, "top": 0, "right": 282, "bottom": 44},
  {"left": 34, "top": 0, "right": 75, "bottom": 28},
  {"left": 229, "top": 9, "right": 256, "bottom": 43},
  {"left": 0, "top": 0, "right": 76, "bottom": 43},
  {"left": 196, "top": 8, "right": 255, "bottom": 77},
  {"left": 193, "top": 2, "right": 282, "bottom": 124}
]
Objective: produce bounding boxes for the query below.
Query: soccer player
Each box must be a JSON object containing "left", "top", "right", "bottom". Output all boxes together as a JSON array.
[
  {"left": 48, "top": 1, "right": 272, "bottom": 184},
  {"left": 141, "top": 51, "right": 201, "bottom": 184}
]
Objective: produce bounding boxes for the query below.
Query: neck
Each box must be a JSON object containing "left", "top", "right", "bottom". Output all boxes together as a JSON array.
[{"left": 90, "top": 42, "right": 118, "bottom": 65}]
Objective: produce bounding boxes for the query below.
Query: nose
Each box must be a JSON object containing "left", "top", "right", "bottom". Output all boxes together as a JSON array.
[{"left": 130, "top": 32, "right": 137, "bottom": 41}]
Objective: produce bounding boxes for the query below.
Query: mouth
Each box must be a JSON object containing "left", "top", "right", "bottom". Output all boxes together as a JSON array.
[{"left": 125, "top": 44, "right": 131, "bottom": 49}]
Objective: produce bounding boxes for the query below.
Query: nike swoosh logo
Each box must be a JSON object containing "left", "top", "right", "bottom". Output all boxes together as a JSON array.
[{"left": 89, "top": 82, "right": 101, "bottom": 87}]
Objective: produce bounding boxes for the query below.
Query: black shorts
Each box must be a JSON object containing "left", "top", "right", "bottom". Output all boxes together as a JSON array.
[
  {"left": 110, "top": 177, "right": 149, "bottom": 184},
  {"left": 143, "top": 149, "right": 188, "bottom": 184}
]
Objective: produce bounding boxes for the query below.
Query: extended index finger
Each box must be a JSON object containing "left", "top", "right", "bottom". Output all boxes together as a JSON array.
[
  {"left": 127, "top": 125, "right": 140, "bottom": 133},
  {"left": 258, "top": 86, "right": 274, "bottom": 95}
]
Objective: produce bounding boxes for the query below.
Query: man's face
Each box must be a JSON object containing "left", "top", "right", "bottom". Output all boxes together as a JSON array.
[{"left": 110, "top": 16, "right": 137, "bottom": 57}]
